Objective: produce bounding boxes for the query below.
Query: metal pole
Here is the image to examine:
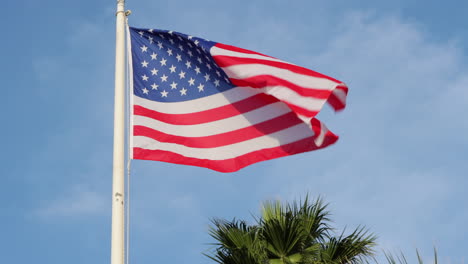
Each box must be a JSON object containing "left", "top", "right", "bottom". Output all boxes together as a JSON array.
[{"left": 111, "top": 0, "right": 126, "bottom": 264}]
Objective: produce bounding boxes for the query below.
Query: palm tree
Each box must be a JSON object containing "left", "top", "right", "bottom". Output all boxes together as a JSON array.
[
  {"left": 206, "top": 196, "right": 376, "bottom": 264},
  {"left": 383, "top": 248, "right": 438, "bottom": 264}
]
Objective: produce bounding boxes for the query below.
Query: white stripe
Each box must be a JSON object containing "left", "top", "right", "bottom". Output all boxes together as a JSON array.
[
  {"left": 263, "top": 86, "right": 326, "bottom": 113},
  {"left": 210, "top": 46, "right": 294, "bottom": 65},
  {"left": 136, "top": 85, "right": 327, "bottom": 119},
  {"left": 133, "top": 86, "right": 262, "bottom": 114},
  {"left": 332, "top": 86, "right": 347, "bottom": 105},
  {"left": 222, "top": 64, "right": 339, "bottom": 90},
  {"left": 297, "top": 114, "right": 312, "bottom": 128},
  {"left": 134, "top": 122, "right": 314, "bottom": 160},
  {"left": 134, "top": 102, "right": 292, "bottom": 137},
  {"left": 313, "top": 120, "right": 327, "bottom": 147}
]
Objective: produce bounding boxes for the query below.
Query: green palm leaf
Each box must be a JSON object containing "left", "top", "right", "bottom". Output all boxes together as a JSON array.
[{"left": 205, "top": 195, "right": 377, "bottom": 264}]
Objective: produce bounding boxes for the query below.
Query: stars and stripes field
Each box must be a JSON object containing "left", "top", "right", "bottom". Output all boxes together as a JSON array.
[{"left": 129, "top": 27, "right": 348, "bottom": 172}]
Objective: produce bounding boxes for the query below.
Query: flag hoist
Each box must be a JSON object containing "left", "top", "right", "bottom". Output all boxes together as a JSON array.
[{"left": 112, "top": 0, "right": 127, "bottom": 264}]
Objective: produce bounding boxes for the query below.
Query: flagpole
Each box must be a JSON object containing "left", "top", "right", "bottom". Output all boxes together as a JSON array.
[{"left": 111, "top": 0, "right": 126, "bottom": 264}]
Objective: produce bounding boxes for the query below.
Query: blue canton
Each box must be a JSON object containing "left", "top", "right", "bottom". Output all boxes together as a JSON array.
[{"left": 130, "top": 27, "right": 235, "bottom": 103}]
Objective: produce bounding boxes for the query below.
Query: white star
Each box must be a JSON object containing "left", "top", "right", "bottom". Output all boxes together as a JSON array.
[
  {"left": 224, "top": 77, "right": 229, "bottom": 82},
  {"left": 161, "top": 90, "right": 168, "bottom": 97},
  {"left": 194, "top": 40, "right": 200, "bottom": 46},
  {"left": 148, "top": 29, "right": 154, "bottom": 33},
  {"left": 176, "top": 54, "right": 182, "bottom": 62},
  {"left": 197, "top": 83, "right": 204, "bottom": 92},
  {"left": 157, "top": 41, "right": 163, "bottom": 49},
  {"left": 216, "top": 70, "right": 221, "bottom": 77},
  {"left": 197, "top": 57, "right": 202, "bottom": 64},
  {"left": 185, "top": 61, "right": 192, "bottom": 68},
  {"left": 168, "top": 30, "right": 173, "bottom": 35},
  {"left": 188, "top": 78, "right": 195, "bottom": 86},
  {"left": 204, "top": 73, "right": 210, "bottom": 81},
  {"left": 142, "top": 74, "right": 149, "bottom": 81},
  {"left": 169, "top": 65, "right": 176, "bottom": 73},
  {"left": 187, "top": 51, "right": 193, "bottom": 57},
  {"left": 188, "top": 43, "right": 193, "bottom": 48},
  {"left": 151, "top": 68, "right": 158, "bottom": 75},
  {"left": 196, "top": 48, "right": 202, "bottom": 54},
  {"left": 180, "top": 88, "right": 187, "bottom": 95},
  {"left": 167, "top": 48, "right": 173, "bottom": 56},
  {"left": 160, "top": 74, "right": 168, "bottom": 82},
  {"left": 194, "top": 67, "right": 201, "bottom": 74},
  {"left": 138, "top": 31, "right": 144, "bottom": 36},
  {"left": 178, "top": 71, "right": 186, "bottom": 79},
  {"left": 141, "top": 60, "right": 149, "bottom": 67},
  {"left": 140, "top": 45, "right": 148, "bottom": 52},
  {"left": 206, "top": 63, "right": 212, "bottom": 70},
  {"left": 178, "top": 44, "right": 184, "bottom": 51},
  {"left": 160, "top": 58, "right": 167, "bottom": 66},
  {"left": 150, "top": 52, "right": 157, "bottom": 60},
  {"left": 169, "top": 38, "right": 175, "bottom": 44},
  {"left": 142, "top": 88, "right": 149, "bottom": 94},
  {"left": 177, "top": 35, "right": 183, "bottom": 41},
  {"left": 159, "top": 34, "right": 165, "bottom": 39},
  {"left": 214, "top": 79, "right": 220, "bottom": 87},
  {"left": 148, "top": 36, "right": 154, "bottom": 44},
  {"left": 170, "top": 81, "right": 178, "bottom": 89},
  {"left": 188, "top": 35, "right": 193, "bottom": 39},
  {"left": 151, "top": 83, "right": 159, "bottom": 90}
]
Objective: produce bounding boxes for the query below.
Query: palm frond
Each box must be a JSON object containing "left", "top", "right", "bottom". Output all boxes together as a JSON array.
[
  {"left": 205, "top": 195, "right": 377, "bottom": 264},
  {"left": 294, "top": 195, "right": 332, "bottom": 243},
  {"left": 320, "top": 226, "right": 376, "bottom": 264},
  {"left": 261, "top": 203, "right": 306, "bottom": 260},
  {"left": 381, "top": 247, "right": 439, "bottom": 264},
  {"left": 206, "top": 218, "right": 266, "bottom": 264}
]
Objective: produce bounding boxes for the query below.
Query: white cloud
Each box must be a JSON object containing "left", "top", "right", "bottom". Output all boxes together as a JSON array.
[
  {"left": 36, "top": 185, "right": 108, "bottom": 218},
  {"left": 253, "top": 11, "right": 468, "bottom": 260}
]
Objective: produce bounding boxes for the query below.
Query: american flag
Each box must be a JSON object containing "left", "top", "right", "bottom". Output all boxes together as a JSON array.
[{"left": 129, "top": 27, "right": 348, "bottom": 172}]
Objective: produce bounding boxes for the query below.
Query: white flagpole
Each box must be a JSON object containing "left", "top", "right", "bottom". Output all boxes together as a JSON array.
[{"left": 111, "top": 0, "right": 126, "bottom": 264}]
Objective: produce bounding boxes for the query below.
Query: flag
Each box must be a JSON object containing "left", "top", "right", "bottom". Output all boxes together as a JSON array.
[{"left": 128, "top": 27, "right": 348, "bottom": 173}]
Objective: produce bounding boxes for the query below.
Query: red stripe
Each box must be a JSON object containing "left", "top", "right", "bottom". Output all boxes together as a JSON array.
[
  {"left": 335, "top": 84, "right": 349, "bottom": 95},
  {"left": 327, "top": 85, "right": 348, "bottom": 111},
  {"left": 230, "top": 77, "right": 348, "bottom": 114},
  {"left": 214, "top": 43, "right": 276, "bottom": 58},
  {"left": 285, "top": 104, "right": 319, "bottom": 118},
  {"left": 310, "top": 118, "right": 322, "bottom": 137},
  {"left": 134, "top": 112, "right": 303, "bottom": 148},
  {"left": 134, "top": 93, "right": 279, "bottom": 125},
  {"left": 213, "top": 55, "right": 342, "bottom": 84},
  {"left": 133, "top": 129, "right": 338, "bottom": 173},
  {"left": 230, "top": 76, "right": 332, "bottom": 99},
  {"left": 326, "top": 93, "right": 345, "bottom": 111}
]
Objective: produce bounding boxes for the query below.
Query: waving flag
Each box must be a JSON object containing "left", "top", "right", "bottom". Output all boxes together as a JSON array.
[{"left": 129, "top": 27, "right": 348, "bottom": 172}]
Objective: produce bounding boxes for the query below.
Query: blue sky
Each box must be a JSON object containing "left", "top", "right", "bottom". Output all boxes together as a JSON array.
[{"left": 2, "top": 0, "right": 468, "bottom": 263}]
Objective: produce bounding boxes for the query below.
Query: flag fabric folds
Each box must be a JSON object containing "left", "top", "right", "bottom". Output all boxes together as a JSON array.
[{"left": 128, "top": 27, "right": 348, "bottom": 172}]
